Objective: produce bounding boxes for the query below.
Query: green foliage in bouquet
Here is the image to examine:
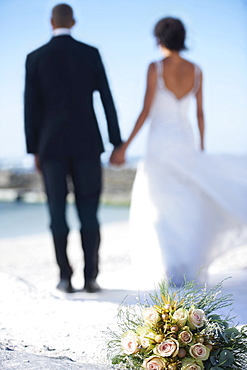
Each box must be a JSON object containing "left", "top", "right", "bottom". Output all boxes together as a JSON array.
[{"left": 107, "top": 279, "right": 247, "bottom": 370}]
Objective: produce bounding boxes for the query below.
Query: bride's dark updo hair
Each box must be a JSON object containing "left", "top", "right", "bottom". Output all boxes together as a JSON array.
[{"left": 154, "top": 17, "right": 186, "bottom": 51}]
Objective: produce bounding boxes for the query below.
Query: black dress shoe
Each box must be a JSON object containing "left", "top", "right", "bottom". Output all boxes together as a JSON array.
[
  {"left": 56, "top": 279, "right": 76, "bottom": 293},
  {"left": 84, "top": 280, "right": 101, "bottom": 293}
]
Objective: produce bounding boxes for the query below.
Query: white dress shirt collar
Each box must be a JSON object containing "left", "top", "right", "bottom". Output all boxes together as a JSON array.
[{"left": 53, "top": 28, "right": 71, "bottom": 37}]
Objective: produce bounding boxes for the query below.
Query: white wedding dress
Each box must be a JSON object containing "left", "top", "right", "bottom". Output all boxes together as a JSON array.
[{"left": 130, "top": 60, "right": 247, "bottom": 287}]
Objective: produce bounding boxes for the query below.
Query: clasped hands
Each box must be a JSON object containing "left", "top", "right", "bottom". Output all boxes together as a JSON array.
[{"left": 110, "top": 143, "right": 126, "bottom": 166}]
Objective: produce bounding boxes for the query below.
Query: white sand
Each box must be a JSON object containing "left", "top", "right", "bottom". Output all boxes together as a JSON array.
[{"left": 0, "top": 205, "right": 247, "bottom": 368}]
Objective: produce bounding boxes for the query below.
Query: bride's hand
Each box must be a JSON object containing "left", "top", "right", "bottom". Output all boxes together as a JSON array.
[{"left": 110, "top": 144, "right": 126, "bottom": 166}]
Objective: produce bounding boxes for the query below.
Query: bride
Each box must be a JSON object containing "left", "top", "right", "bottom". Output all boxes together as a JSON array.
[{"left": 110, "top": 17, "right": 247, "bottom": 286}]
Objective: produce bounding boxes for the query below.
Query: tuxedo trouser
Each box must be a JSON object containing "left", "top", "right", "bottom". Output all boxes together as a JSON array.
[{"left": 41, "top": 157, "right": 101, "bottom": 282}]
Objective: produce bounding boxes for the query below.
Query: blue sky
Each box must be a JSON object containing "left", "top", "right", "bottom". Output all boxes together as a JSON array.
[{"left": 0, "top": 0, "right": 246, "bottom": 161}]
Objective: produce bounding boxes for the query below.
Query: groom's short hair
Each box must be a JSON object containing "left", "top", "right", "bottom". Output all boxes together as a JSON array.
[{"left": 52, "top": 4, "right": 74, "bottom": 27}]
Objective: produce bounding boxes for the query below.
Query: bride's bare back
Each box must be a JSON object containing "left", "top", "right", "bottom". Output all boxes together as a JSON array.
[{"left": 162, "top": 57, "right": 195, "bottom": 100}]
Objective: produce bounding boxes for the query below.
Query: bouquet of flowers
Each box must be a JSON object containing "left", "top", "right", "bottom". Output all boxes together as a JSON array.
[{"left": 107, "top": 279, "right": 247, "bottom": 370}]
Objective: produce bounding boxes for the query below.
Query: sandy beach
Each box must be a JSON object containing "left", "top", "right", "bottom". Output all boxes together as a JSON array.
[{"left": 0, "top": 201, "right": 247, "bottom": 369}]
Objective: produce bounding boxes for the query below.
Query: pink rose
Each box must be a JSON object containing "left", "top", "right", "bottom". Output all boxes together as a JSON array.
[
  {"left": 179, "top": 329, "right": 193, "bottom": 344},
  {"left": 121, "top": 331, "right": 140, "bottom": 355},
  {"left": 142, "top": 355, "right": 166, "bottom": 370},
  {"left": 189, "top": 343, "right": 210, "bottom": 361},
  {"left": 188, "top": 308, "right": 206, "bottom": 329},
  {"left": 153, "top": 338, "right": 179, "bottom": 357}
]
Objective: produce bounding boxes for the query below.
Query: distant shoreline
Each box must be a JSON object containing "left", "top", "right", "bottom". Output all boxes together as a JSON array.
[{"left": 0, "top": 165, "right": 137, "bottom": 206}]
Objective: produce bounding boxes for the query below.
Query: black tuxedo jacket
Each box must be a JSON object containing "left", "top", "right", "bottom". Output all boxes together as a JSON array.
[{"left": 24, "top": 35, "right": 122, "bottom": 160}]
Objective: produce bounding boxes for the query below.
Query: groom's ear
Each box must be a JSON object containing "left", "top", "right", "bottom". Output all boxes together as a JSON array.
[
  {"left": 70, "top": 18, "right": 76, "bottom": 28},
  {"left": 51, "top": 17, "right": 55, "bottom": 29}
]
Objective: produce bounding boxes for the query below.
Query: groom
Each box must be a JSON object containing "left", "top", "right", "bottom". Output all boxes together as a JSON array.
[{"left": 24, "top": 4, "right": 122, "bottom": 293}]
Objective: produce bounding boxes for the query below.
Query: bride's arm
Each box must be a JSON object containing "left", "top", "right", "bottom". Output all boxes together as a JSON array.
[
  {"left": 196, "top": 72, "right": 205, "bottom": 151},
  {"left": 110, "top": 63, "right": 157, "bottom": 164},
  {"left": 122, "top": 63, "right": 157, "bottom": 149}
]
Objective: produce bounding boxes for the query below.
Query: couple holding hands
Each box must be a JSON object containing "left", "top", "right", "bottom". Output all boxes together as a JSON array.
[{"left": 25, "top": 4, "right": 247, "bottom": 292}]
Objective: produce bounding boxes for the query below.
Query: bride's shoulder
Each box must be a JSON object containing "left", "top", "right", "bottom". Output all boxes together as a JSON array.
[
  {"left": 146, "top": 61, "right": 159, "bottom": 74},
  {"left": 147, "top": 60, "right": 163, "bottom": 73},
  {"left": 149, "top": 59, "right": 163, "bottom": 66},
  {"left": 180, "top": 58, "right": 199, "bottom": 67},
  {"left": 148, "top": 61, "right": 159, "bottom": 68},
  {"left": 185, "top": 59, "right": 202, "bottom": 72},
  {"left": 181, "top": 59, "right": 203, "bottom": 78}
]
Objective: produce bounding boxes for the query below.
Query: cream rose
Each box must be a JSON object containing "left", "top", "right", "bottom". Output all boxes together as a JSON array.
[
  {"left": 142, "top": 355, "right": 166, "bottom": 370},
  {"left": 188, "top": 308, "right": 206, "bottom": 329},
  {"left": 181, "top": 358, "right": 204, "bottom": 370},
  {"left": 141, "top": 337, "right": 151, "bottom": 348},
  {"left": 179, "top": 329, "right": 193, "bottom": 344},
  {"left": 142, "top": 307, "right": 160, "bottom": 325},
  {"left": 153, "top": 338, "right": 179, "bottom": 357},
  {"left": 189, "top": 343, "right": 210, "bottom": 361},
  {"left": 121, "top": 331, "right": 140, "bottom": 355},
  {"left": 173, "top": 308, "right": 188, "bottom": 326},
  {"left": 141, "top": 332, "right": 156, "bottom": 348}
]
